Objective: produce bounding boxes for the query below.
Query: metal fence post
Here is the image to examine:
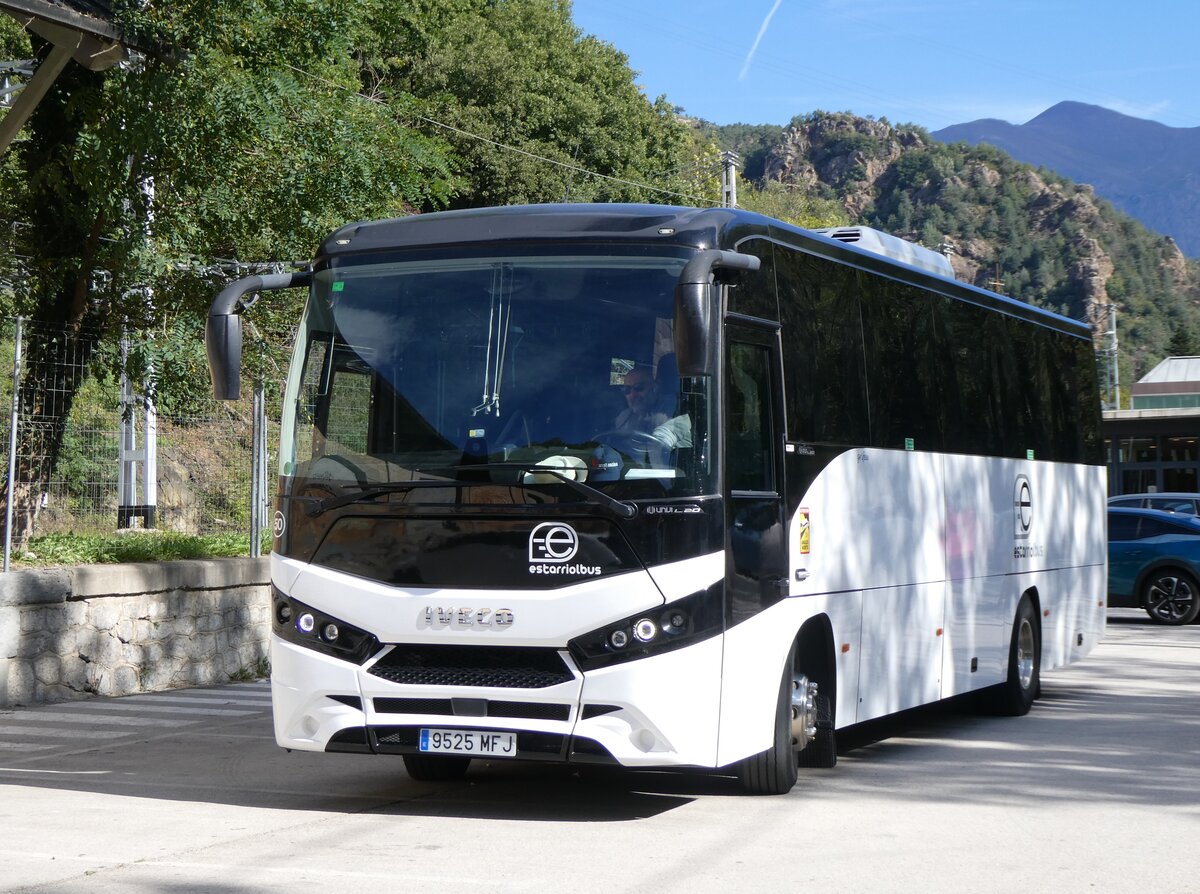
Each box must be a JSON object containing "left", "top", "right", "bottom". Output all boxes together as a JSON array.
[
  {"left": 4, "top": 315, "right": 23, "bottom": 571},
  {"left": 251, "top": 382, "right": 266, "bottom": 558}
]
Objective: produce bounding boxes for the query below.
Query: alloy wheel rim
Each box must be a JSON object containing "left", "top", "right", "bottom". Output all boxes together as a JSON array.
[
  {"left": 1016, "top": 618, "right": 1035, "bottom": 690},
  {"left": 1147, "top": 576, "right": 1194, "bottom": 621}
]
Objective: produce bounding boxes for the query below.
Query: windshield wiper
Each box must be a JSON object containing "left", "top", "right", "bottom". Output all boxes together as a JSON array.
[
  {"left": 304, "top": 463, "right": 637, "bottom": 520},
  {"left": 305, "top": 480, "right": 460, "bottom": 517},
  {"left": 454, "top": 463, "right": 638, "bottom": 519}
]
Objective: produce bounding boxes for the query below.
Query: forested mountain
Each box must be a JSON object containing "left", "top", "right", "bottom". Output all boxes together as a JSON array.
[
  {"left": 933, "top": 102, "right": 1200, "bottom": 257},
  {"left": 717, "top": 112, "right": 1200, "bottom": 382}
]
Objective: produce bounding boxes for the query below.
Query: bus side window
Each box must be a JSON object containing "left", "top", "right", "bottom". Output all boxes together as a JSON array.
[{"left": 728, "top": 342, "right": 774, "bottom": 492}]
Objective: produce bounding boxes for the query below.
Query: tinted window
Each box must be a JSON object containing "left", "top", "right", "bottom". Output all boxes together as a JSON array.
[
  {"left": 1131, "top": 517, "right": 1200, "bottom": 539},
  {"left": 775, "top": 248, "right": 869, "bottom": 445},
  {"left": 1108, "top": 513, "right": 1140, "bottom": 541},
  {"left": 769, "top": 239, "right": 1098, "bottom": 462},
  {"left": 728, "top": 239, "right": 779, "bottom": 320},
  {"left": 727, "top": 342, "right": 775, "bottom": 492},
  {"left": 1147, "top": 498, "right": 1198, "bottom": 515},
  {"left": 941, "top": 297, "right": 1011, "bottom": 456}
]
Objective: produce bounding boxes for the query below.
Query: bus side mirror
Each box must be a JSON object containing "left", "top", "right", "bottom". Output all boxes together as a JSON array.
[
  {"left": 205, "top": 271, "right": 313, "bottom": 400},
  {"left": 674, "top": 249, "right": 761, "bottom": 377},
  {"left": 206, "top": 312, "right": 243, "bottom": 400},
  {"left": 674, "top": 282, "right": 712, "bottom": 377}
]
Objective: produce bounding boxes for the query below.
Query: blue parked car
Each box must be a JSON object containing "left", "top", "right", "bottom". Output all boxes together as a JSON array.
[{"left": 1108, "top": 507, "right": 1200, "bottom": 625}]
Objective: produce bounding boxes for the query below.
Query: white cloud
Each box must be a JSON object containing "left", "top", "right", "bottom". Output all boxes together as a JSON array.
[{"left": 739, "top": 0, "right": 784, "bottom": 81}]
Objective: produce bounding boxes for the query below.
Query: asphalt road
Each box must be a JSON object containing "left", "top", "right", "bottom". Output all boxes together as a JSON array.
[{"left": 2, "top": 608, "right": 1197, "bottom": 894}]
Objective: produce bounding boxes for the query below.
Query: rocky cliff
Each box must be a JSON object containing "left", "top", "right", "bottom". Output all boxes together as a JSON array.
[{"left": 736, "top": 112, "right": 1198, "bottom": 376}]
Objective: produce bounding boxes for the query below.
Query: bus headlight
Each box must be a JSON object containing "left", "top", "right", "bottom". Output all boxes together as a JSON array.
[
  {"left": 568, "top": 584, "right": 723, "bottom": 671},
  {"left": 271, "top": 587, "right": 380, "bottom": 665},
  {"left": 633, "top": 618, "right": 658, "bottom": 643}
]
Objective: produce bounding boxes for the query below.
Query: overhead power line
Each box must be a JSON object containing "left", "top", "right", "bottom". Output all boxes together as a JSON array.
[{"left": 280, "top": 63, "right": 721, "bottom": 207}]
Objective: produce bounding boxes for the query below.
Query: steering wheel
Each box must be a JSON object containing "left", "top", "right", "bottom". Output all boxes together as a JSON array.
[{"left": 590, "top": 429, "right": 666, "bottom": 461}]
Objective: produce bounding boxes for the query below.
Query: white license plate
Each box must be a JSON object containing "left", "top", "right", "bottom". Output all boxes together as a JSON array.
[{"left": 418, "top": 728, "right": 517, "bottom": 757}]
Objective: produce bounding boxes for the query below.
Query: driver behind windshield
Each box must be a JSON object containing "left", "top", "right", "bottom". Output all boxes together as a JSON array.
[{"left": 614, "top": 364, "right": 668, "bottom": 434}]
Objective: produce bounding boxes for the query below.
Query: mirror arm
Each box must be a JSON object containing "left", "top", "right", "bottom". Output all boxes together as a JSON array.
[
  {"left": 206, "top": 270, "right": 312, "bottom": 400},
  {"left": 673, "top": 249, "right": 761, "bottom": 377}
]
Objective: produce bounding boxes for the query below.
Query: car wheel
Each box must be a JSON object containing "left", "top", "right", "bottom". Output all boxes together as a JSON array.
[{"left": 1142, "top": 570, "right": 1200, "bottom": 625}]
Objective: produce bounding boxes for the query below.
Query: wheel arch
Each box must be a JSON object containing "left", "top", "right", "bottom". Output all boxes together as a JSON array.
[
  {"left": 792, "top": 613, "right": 836, "bottom": 727},
  {"left": 1016, "top": 585, "right": 1042, "bottom": 644}
]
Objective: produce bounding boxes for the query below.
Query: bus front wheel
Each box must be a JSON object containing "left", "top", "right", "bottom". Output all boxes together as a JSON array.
[{"left": 737, "top": 647, "right": 802, "bottom": 795}]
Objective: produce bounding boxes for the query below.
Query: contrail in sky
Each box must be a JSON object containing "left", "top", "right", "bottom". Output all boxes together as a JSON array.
[{"left": 739, "top": 0, "right": 784, "bottom": 80}]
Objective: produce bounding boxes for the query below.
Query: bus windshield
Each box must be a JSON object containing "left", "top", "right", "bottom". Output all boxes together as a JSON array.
[{"left": 278, "top": 251, "right": 715, "bottom": 502}]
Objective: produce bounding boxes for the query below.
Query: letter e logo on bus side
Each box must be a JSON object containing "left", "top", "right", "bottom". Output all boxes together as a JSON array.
[{"left": 1014, "top": 475, "right": 1033, "bottom": 539}]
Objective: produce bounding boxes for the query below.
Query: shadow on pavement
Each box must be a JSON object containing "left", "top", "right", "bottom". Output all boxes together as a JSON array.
[{"left": 1, "top": 610, "right": 1196, "bottom": 821}]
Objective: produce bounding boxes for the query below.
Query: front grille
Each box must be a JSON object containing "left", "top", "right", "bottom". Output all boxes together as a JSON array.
[
  {"left": 369, "top": 645, "right": 575, "bottom": 689},
  {"left": 488, "top": 701, "right": 571, "bottom": 721},
  {"left": 374, "top": 697, "right": 571, "bottom": 721}
]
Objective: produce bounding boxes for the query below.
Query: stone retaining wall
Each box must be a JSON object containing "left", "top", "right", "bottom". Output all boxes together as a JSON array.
[{"left": 0, "top": 558, "right": 271, "bottom": 708}]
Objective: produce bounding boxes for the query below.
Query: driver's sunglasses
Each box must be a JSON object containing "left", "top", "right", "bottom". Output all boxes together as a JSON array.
[{"left": 622, "top": 383, "right": 649, "bottom": 395}]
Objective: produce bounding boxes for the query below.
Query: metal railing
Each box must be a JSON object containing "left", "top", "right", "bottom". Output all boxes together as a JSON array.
[{"left": 0, "top": 316, "right": 288, "bottom": 569}]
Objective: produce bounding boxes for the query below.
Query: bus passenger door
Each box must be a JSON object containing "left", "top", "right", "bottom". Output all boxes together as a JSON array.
[{"left": 723, "top": 320, "right": 788, "bottom": 625}]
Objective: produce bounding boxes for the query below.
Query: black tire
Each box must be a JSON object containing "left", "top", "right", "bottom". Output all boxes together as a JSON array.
[
  {"left": 797, "top": 691, "right": 836, "bottom": 769},
  {"left": 989, "top": 596, "right": 1040, "bottom": 717},
  {"left": 738, "top": 650, "right": 800, "bottom": 795},
  {"left": 1141, "top": 569, "right": 1200, "bottom": 625},
  {"left": 402, "top": 754, "right": 471, "bottom": 782}
]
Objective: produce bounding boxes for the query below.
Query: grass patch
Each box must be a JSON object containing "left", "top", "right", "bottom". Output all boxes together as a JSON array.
[
  {"left": 229, "top": 656, "right": 271, "bottom": 682},
  {"left": 15, "top": 531, "right": 252, "bottom": 566}
]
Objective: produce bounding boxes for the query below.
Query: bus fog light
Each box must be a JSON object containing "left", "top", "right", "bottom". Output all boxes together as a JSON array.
[
  {"left": 633, "top": 619, "right": 658, "bottom": 643},
  {"left": 322, "top": 622, "right": 340, "bottom": 642},
  {"left": 610, "top": 629, "right": 629, "bottom": 649},
  {"left": 664, "top": 610, "right": 687, "bottom": 632},
  {"left": 297, "top": 613, "right": 315, "bottom": 634},
  {"left": 276, "top": 602, "right": 293, "bottom": 624}
]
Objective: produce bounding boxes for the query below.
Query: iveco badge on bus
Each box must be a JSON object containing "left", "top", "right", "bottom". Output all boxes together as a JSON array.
[{"left": 419, "top": 607, "right": 514, "bottom": 628}]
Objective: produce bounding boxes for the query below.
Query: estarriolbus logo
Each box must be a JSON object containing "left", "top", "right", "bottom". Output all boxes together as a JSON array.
[{"left": 527, "top": 522, "right": 600, "bottom": 576}]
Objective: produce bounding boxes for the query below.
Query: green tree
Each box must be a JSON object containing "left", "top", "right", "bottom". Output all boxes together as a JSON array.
[
  {"left": 738, "top": 180, "right": 847, "bottom": 229},
  {"left": 1, "top": 0, "right": 455, "bottom": 546},
  {"left": 388, "top": 0, "right": 697, "bottom": 206},
  {"left": 1168, "top": 325, "right": 1200, "bottom": 357}
]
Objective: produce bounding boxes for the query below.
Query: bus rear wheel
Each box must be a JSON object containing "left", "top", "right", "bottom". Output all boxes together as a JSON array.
[
  {"left": 987, "top": 596, "right": 1040, "bottom": 716},
  {"left": 402, "top": 754, "right": 471, "bottom": 782}
]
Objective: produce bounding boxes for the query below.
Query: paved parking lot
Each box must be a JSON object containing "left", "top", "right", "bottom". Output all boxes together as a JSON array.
[{"left": 2, "top": 609, "right": 1197, "bottom": 893}]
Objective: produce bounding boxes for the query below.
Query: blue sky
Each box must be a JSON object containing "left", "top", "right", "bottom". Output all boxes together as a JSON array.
[{"left": 571, "top": 0, "right": 1200, "bottom": 132}]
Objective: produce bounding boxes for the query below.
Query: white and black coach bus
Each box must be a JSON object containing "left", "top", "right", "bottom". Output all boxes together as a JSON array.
[{"left": 206, "top": 204, "right": 1106, "bottom": 794}]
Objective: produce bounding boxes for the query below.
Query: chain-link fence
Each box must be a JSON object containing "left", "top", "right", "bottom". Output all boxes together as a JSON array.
[{"left": 0, "top": 316, "right": 291, "bottom": 565}]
